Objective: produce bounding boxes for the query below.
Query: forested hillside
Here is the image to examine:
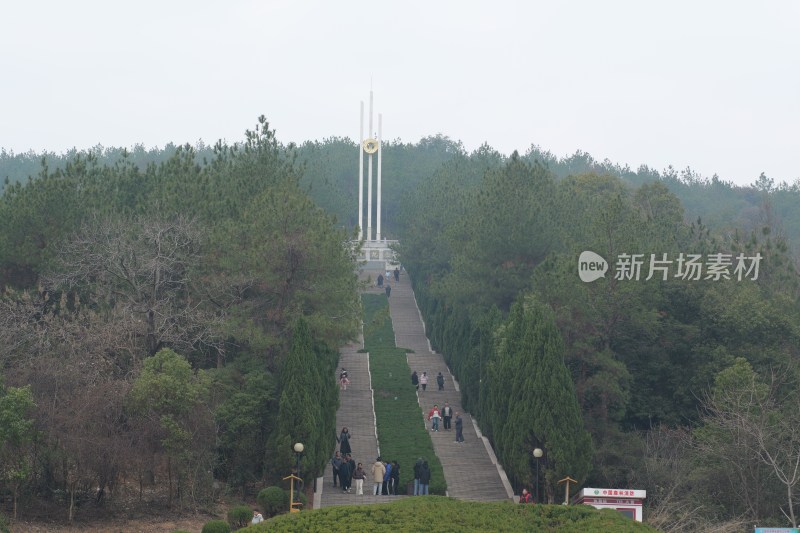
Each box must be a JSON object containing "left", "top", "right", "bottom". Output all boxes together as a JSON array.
[
  {"left": 3, "top": 126, "right": 800, "bottom": 530},
  {"left": 297, "top": 138, "right": 800, "bottom": 528},
  {"left": 297, "top": 136, "right": 800, "bottom": 528},
  {"left": 0, "top": 118, "right": 360, "bottom": 521},
  {"left": 394, "top": 154, "right": 800, "bottom": 530}
]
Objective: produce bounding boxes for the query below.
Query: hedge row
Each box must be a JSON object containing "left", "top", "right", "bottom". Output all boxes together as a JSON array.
[{"left": 249, "top": 495, "right": 658, "bottom": 532}]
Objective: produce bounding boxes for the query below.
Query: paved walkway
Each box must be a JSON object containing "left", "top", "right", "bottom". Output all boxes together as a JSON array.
[
  {"left": 316, "top": 341, "right": 406, "bottom": 507},
  {"left": 389, "top": 275, "right": 513, "bottom": 502}
]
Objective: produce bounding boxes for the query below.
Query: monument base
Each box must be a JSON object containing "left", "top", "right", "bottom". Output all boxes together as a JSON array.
[{"left": 356, "top": 239, "right": 399, "bottom": 270}]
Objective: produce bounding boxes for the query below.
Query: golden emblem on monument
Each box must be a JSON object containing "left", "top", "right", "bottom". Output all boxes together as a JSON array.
[{"left": 362, "top": 138, "right": 379, "bottom": 154}]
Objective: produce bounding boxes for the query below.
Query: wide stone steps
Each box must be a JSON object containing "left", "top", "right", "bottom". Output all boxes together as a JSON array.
[
  {"left": 317, "top": 339, "right": 411, "bottom": 508},
  {"left": 317, "top": 271, "right": 511, "bottom": 508},
  {"left": 317, "top": 343, "right": 392, "bottom": 507},
  {"left": 388, "top": 279, "right": 512, "bottom": 502}
]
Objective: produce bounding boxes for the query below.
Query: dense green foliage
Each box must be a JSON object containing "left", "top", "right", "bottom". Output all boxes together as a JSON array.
[
  {"left": 362, "top": 294, "right": 446, "bottom": 495},
  {"left": 128, "top": 348, "right": 213, "bottom": 506},
  {"left": 6, "top": 137, "right": 800, "bottom": 252},
  {"left": 0, "top": 119, "right": 360, "bottom": 520},
  {"left": 484, "top": 298, "right": 592, "bottom": 501},
  {"left": 0, "top": 378, "right": 35, "bottom": 519},
  {"left": 250, "top": 496, "right": 658, "bottom": 532},
  {"left": 270, "top": 318, "right": 340, "bottom": 483},
  {"left": 3, "top": 123, "right": 800, "bottom": 530},
  {"left": 395, "top": 151, "right": 800, "bottom": 527},
  {"left": 227, "top": 504, "right": 253, "bottom": 528},
  {"left": 257, "top": 486, "right": 289, "bottom": 518}
]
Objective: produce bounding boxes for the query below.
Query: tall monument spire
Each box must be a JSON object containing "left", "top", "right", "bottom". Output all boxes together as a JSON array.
[
  {"left": 358, "top": 90, "right": 382, "bottom": 243},
  {"left": 358, "top": 101, "right": 364, "bottom": 241},
  {"left": 354, "top": 89, "right": 397, "bottom": 269}
]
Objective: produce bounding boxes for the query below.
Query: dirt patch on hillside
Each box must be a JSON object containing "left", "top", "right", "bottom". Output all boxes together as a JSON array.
[
  {"left": 6, "top": 495, "right": 223, "bottom": 533},
  {"left": 11, "top": 515, "right": 210, "bottom": 533}
]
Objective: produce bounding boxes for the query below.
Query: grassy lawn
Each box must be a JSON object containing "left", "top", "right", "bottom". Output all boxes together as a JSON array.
[
  {"left": 362, "top": 294, "right": 446, "bottom": 495},
  {"left": 251, "top": 496, "right": 660, "bottom": 532}
]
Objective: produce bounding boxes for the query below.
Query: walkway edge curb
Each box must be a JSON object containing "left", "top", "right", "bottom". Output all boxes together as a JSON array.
[
  {"left": 313, "top": 476, "right": 323, "bottom": 509},
  {"left": 472, "top": 415, "right": 516, "bottom": 501}
]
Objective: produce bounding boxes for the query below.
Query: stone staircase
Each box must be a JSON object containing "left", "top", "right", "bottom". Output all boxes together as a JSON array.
[
  {"left": 316, "top": 342, "right": 406, "bottom": 507},
  {"left": 389, "top": 276, "right": 513, "bottom": 502}
]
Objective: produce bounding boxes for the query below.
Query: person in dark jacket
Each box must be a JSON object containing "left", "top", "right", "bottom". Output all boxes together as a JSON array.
[
  {"left": 455, "top": 412, "right": 464, "bottom": 443},
  {"left": 413, "top": 457, "right": 424, "bottom": 495},
  {"left": 385, "top": 283, "right": 391, "bottom": 297},
  {"left": 442, "top": 401, "right": 453, "bottom": 430},
  {"left": 411, "top": 371, "right": 419, "bottom": 390},
  {"left": 338, "top": 427, "right": 352, "bottom": 455},
  {"left": 390, "top": 461, "right": 400, "bottom": 495},
  {"left": 419, "top": 460, "right": 431, "bottom": 495},
  {"left": 331, "top": 451, "right": 342, "bottom": 487},
  {"left": 436, "top": 372, "right": 445, "bottom": 391},
  {"left": 338, "top": 455, "right": 352, "bottom": 492},
  {"left": 346, "top": 454, "right": 356, "bottom": 492}
]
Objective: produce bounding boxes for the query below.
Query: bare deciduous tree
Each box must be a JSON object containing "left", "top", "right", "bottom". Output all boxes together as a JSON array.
[
  {"left": 44, "top": 215, "right": 224, "bottom": 365},
  {"left": 700, "top": 358, "right": 800, "bottom": 527}
]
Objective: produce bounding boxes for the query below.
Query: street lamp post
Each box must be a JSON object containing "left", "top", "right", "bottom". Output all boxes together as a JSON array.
[
  {"left": 294, "top": 442, "right": 304, "bottom": 479},
  {"left": 533, "top": 448, "right": 543, "bottom": 504},
  {"left": 288, "top": 442, "right": 304, "bottom": 513}
]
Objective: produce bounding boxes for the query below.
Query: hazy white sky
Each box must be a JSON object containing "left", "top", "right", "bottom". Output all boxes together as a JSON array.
[{"left": 2, "top": 0, "right": 798, "bottom": 186}]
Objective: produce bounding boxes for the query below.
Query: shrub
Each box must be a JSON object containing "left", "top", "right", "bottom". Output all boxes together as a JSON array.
[
  {"left": 201, "top": 520, "right": 231, "bottom": 533},
  {"left": 257, "top": 486, "right": 288, "bottom": 517},
  {"left": 0, "top": 514, "right": 9, "bottom": 533},
  {"left": 227, "top": 504, "right": 253, "bottom": 528}
]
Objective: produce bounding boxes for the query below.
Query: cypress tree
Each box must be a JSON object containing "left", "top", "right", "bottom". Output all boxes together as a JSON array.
[
  {"left": 270, "top": 319, "right": 317, "bottom": 480},
  {"left": 270, "top": 318, "right": 340, "bottom": 484},
  {"left": 489, "top": 297, "right": 592, "bottom": 502}
]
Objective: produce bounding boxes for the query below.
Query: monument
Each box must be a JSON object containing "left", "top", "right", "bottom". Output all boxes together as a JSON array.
[{"left": 355, "top": 90, "right": 398, "bottom": 269}]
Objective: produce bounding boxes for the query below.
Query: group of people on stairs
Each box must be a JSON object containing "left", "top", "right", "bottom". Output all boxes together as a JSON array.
[
  {"left": 376, "top": 266, "right": 401, "bottom": 298},
  {"left": 332, "top": 428, "right": 401, "bottom": 496},
  {"left": 426, "top": 402, "right": 464, "bottom": 443}
]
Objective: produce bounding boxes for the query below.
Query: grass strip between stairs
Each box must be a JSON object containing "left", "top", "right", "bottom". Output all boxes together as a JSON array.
[{"left": 362, "top": 293, "right": 446, "bottom": 495}]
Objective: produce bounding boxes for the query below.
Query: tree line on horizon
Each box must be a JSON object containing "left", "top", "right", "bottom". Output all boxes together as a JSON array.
[{"left": 4, "top": 135, "right": 800, "bottom": 255}]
